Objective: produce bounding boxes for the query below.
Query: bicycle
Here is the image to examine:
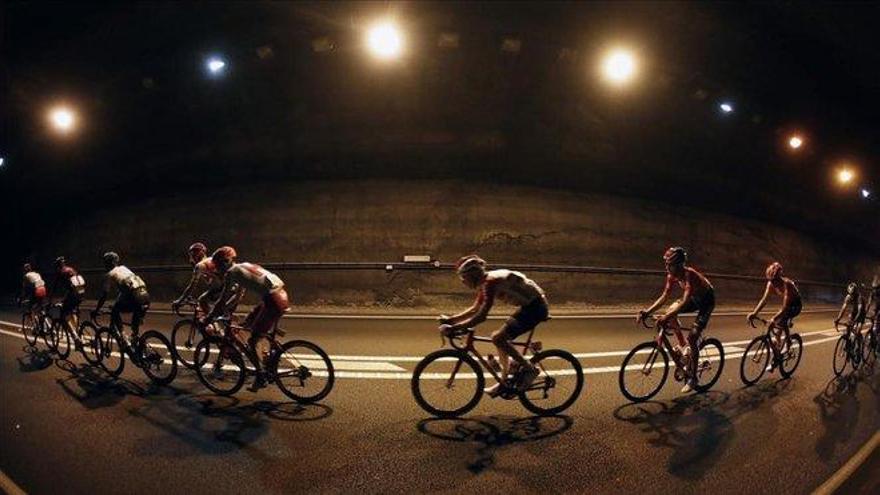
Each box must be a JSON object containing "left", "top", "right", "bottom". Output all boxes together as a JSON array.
[
  {"left": 92, "top": 309, "right": 178, "bottom": 385},
  {"left": 20, "top": 303, "right": 52, "bottom": 349},
  {"left": 170, "top": 299, "right": 213, "bottom": 369},
  {"left": 862, "top": 315, "right": 878, "bottom": 367},
  {"left": 411, "top": 320, "right": 584, "bottom": 418},
  {"left": 832, "top": 320, "right": 863, "bottom": 376},
  {"left": 43, "top": 303, "right": 102, "bottom": 365},
  {"left": 739, "top": 316, "right": 803, "bottom": 386},
  {"left": 618, "top": 315, "right": 725, "bottom": 402},
  {"left": 192, "top": 315, "right": 334, "bottom": 403}
]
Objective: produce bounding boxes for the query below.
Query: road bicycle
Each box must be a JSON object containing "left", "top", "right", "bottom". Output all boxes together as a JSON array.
[
  {"left": 192, "top": 315, "right": 334, "bottom": 403},
  {"left": 618, "top": 315, "right": 724, "bottom": 402},
  {"left": 170, "top": 299, "right": 216, "bottom": 369},
  {"left": 44, "top": 303, "right": 102, "bottom": 364},
  {"left": 411, "top": 320, "right": 584, "bottom": 418},
  {"left": 92, "top": 309, "right": 178, "bottom": 385},
  {"left": 20, "top": 303, "right": 53, "bottom": 349},
  {"left": 832, "top": 320, "right": 863, "bottom": 376},
  {"left": 862, "top": 314, "right": 877, "bottom": 367},
  {"left": 739, "top": 316, "right": 803, "bottom": 386}
]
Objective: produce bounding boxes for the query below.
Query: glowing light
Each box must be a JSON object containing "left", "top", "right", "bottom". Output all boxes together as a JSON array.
[
  {"left": 601, "top": 49, "right": 637, "bottom": 85},
  {"left": 862, "top": 189, "right": 871, "bottom": 199},
  {"left": 49, "top": 106, "right": 76, "bottom": 133},
  {"left": 366, "top": 22, "right": 403, "bottom": 60},
  {"left": 788, "top": 135, "right": 803, "bottom": 149},
  {"left": 0, "top": 157, "right": 5, "bottom": 167},
  {"left": 719, "top": 102, "right": 734, "bottom": 113},
  {"left": 838, "top": 168, "right": 855, "bottom": 184},
  {"left": 206, "top": 57, "right": 226, "bottom": 74}
]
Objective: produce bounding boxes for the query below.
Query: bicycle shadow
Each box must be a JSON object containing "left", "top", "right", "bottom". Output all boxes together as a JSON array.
[
  {"left": 17, "top": 346, "right": 54, "bottom": 372},
  {"left": 53, "top": 360, "right": 150, "bottom": 410},
  {"left": 813, "top": 374, "right": 862, "bottom": 462},
  {"left": 125, "top": 393, "right": 333, "bottom": 457},
  {"left": 416, "top": 415, "right": 573, "bottom": 474}
]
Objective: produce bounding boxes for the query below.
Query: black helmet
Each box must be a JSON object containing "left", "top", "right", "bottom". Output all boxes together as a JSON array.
[
  {"left": 663, "top": 247, "right": 687, "bottom": 266},
  {"left": 22, "top": 263, "right": 32, "bottom": 273},
  {"left": 846, "top": 282, "right": 858, "bottom": 295},
  {"left": 54, "top": 256, "right": 66, "bottom": 267},
  {"left": 103, "top": 251, "right": 120, "bottom": 267}
]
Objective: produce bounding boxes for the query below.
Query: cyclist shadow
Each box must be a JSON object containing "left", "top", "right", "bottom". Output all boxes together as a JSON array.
[
  {"left": 813, "top": 374, "right": 862, "bottom": 462},
  {"left": 17, "top": 346, "right": 54, "bottom": 372},
  {"left": 53, "top": 360, "right": 149, "bottom": 410},
  {"left": 125, "top": 393, "right": 333, "bottom": 457},
  {"left": 416, "top": 415, "right": 573, "bottom": 474}
]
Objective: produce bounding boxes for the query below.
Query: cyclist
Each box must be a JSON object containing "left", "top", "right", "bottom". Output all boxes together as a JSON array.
[
  {"left": 92, "top": 252, "right": 150, "bottom": 336},
  {"left": 835, "top": 282, "right": 867, "bottom": 332},
  {"left": 440, "top": 254, "right": 547, "bottom": 397},
  {"left": 637, "top": 247, "right": 715, "bottom": 394},
  {"left": 202, "top": 246, "right": 289, "bottom": 390},
  {"left": 51, "top": 256, "right": 87, "bottom": 345},
  {"left": 747, "top": 262, "right": 802, "bottom": 357},
  {"left": 868, "top": 276, "right": 880, "bottom": 332},
  {"left": 19, "top": 263, "right": 48, "bottom": 313},
  {"left": 172, "top": 242, "right": 223, "bottom": 316}
]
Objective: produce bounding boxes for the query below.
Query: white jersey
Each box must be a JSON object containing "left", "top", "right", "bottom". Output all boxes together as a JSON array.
[
  {"left": 224, "top": 262, "right": 284, "bottom": 298},
  {"left": 104, "top": 265, "right": 147, "bottom": 296},
  {"left": 23, "top": 271, "right": 45, "bottom": 290},
  {"left": 477, "top": 269, "right": 545, "bottom": 308}
]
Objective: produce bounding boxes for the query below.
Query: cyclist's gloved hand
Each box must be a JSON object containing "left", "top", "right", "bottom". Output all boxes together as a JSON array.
[
  {"left": 438, "top": 314, "right": 451, "bottom": 324},
  {"left": 636, "top": 310, "right": 648, "bottom": 324},
  {"left": 439, "top": 324, "right": 454, "bottom": 336}
]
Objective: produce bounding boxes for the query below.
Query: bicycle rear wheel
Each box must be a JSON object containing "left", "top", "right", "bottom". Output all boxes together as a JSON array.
[
  {"left": 740, "top": 336, "right": 769, "bottom": 386},
  {"left": 694, "top": 338, "right": 724, "bottom": 392},
  {"left": 54, "top": 321, "right": 72, "bottom": 360},
  {"left": 411, "top": 349, "right": 484, "bottom": 418},
  {"left": 619, "top": 342, "right": 669, "bottom": 402},
  {"left": 272, "top": 340, "right": 335, "bottom": 403},
  {"left": 194, "top": 337, "right": 246, "bottom": 396},
  {"left": 41, "top": 317, "right": 55, "bottom": 350},
  {"left": 78, "top": 321, "right": 102, "bottom": 365},
  {"left": 171, "top": 319, "right": 200, "bottom": 370},
  {"left": 97, "top": 328, "right": 125, "bottom": 378},
  {"left": 22, "top": 313, "right": 38, "bottom": 347},
  {"left": 851, "top": 333, "right": 863, "bottom": 370},
  {"left": 779, "top": 333, "right": 803, "bottom": 379},
  {"left": 137, "top": 330, "right": 178, "bottom": 385},
  {"left": 519, "top": 349, "right": 583, "bottom": 416},
  {"left": 864, "top": 331, "right": 878, "bottom": 367},
  {"left": 832, "top": 336, "right": 848, "bottom": 376}
]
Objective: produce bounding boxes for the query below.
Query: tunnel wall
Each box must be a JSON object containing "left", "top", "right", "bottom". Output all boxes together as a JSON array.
[{"left": 31, "top": 179, "right": 878, "bottom": 309}]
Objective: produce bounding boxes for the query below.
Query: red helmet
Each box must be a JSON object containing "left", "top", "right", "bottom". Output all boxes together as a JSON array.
[
  {"left": 663, "top": 247, "right": 687, "bottom": 266},
  {"left": 189, "top": 242, "right": 207, "bottom": 255},
  {"left": 765, "top": 262, "right": 783, "bottom": 280},
  {"left": 211, "top": 246, "right": 237, "bottom": 265}
]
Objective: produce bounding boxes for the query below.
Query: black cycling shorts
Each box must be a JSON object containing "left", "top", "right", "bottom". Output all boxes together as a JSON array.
[
  {"left": 61, "top": 293, "right": 83, "bottom": 316},
  {"left": 504, "top": 298, "right": 550, "bottom": 339},
  {"left": 677, "top": 289, "right": 715, "bottom": 333},
  {"left": 778, "top": 298, "right": 802, "bottom": 327}
]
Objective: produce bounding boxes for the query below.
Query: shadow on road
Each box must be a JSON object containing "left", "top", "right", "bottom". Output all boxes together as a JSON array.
[
  {"left": 53, "top": 359, "right": 161, "bottom": 409},
  {"left": 612, "top": 380, "right": 795, "bottom": 481},
  {"left": 813, "top": 374, "right": 863, "bottom": 462},
  {"left": 416, "top": 415, "right": 573, "bottom": 474},
  {"left": 17, "top": 346, "right": 54, "bottom": 372}
]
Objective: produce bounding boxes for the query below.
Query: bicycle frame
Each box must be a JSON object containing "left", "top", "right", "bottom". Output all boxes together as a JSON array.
[
  {"left": 445, "top": 328, "right": 543, "bottom": 386},
  {"left": 212, "top": 317, "right": 285, "bottom": 375}
]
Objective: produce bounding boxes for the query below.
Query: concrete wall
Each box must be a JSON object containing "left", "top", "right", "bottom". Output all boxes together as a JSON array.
[{"left": 34, "top": 179, "right": 877, "bottom": 308}]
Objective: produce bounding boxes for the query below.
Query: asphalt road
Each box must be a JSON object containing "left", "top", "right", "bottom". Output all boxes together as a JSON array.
[{"left": 0, "top": 308, "right": 878, "bottom": 494}]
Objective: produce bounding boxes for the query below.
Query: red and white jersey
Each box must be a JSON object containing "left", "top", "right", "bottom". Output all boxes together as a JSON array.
[
  {"left": 59, "top": 266, "right": 86, "bottom": 295},
  {"left": 664, "top": 267, "right": 713, "bottom": 300},
  {"left": 224, "top": 262, "right": 284, "bottom": 298},
  {"left": 474, "top": 269, "right": 545, "bottom": 310},
  {"left": 769, "top": 277, "right": 800, "bottom": 302},
  {"left": 23, "top": 271, "right": 45, "bottom": 291},
  {"left": 193, "top": 258, "right": 222, "bottom": 286}
]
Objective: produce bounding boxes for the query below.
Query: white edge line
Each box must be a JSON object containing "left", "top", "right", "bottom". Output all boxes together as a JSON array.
[
  {"left": 812, "top": 430, "right": 880, "bottom": 495},
  {"left": 0, "top": 467, "right": 26, "bottom": 495}
]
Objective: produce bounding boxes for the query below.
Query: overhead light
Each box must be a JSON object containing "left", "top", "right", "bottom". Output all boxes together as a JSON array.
[
  {"left": 48, "top": 106, "right": 76, "bottom": 133},
  {"left": 838, "top": 168, "right": 855, "bottom": 185},
  {"left": 366, "top": 21, "right": 404, "bottom": 60},
  {"left": 719, "top": 102, "right": 734, "bottom": 113},
  {"left": 601, "top": 48, "right": 637, "bottom": 85},
  {"left": 206, "top": 57, "right": 227, "bottom": 75},
  {"left": 862, "top": 188, "right": 871, "bottom": 199},
  {"left": 788, "top": 135, "right": 803, "bottom": 149}
]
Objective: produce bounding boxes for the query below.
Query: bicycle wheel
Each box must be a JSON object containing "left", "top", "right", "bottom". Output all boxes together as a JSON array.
[
  {"left": 136, "top": 330, "right": 178, "bottom": 385},
  {"left": 411, "top": 349, "right": 484, "bottom": 418},
  {"left": 96, "top": 328, "right": 125, "bottom": 378},
  {"left": 78, "top": 321, "right": 102, "bottom": 365},
  {"left": 740, "top": 336, "right": 770, "bottom": 386},
  {"left": 694, "top": 338, "right": 724, "bottom": 392},
  {"left": 864, "top": 331, "right": 878, "bottom": 367},
  {"left": 193, "top": 337, "right": 246, "bottom": 396},
  {"left": 22, "top": 313, "right": 38, "bottom": 347},
  {"left": 272, "top": 340, "right": 335, "bottom": 403},
  {"left": 851, "top": 333, "right": 863, "bottom": 370},
  {"left": 779, "top": 333, "right": 803, "bottom": 379},
  {"left": 832, "top": 336, "right": 848, "bottom": 376},
  {"left": 54, "top": 321, "right": 72, "bottom": 360},
  {"left": 171, "top": 319, "right": 200, "bottom": 370},
  {"left": 519, "top": 349, "right": 584, "bottom": 416},
  {"left": 41, "top": 317, "right": 55, "bottom": 350},
  {"left": 619, "top": 342, "right": 669, "bottom": 402}
]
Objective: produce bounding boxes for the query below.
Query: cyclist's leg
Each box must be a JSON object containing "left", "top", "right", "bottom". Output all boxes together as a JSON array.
[
  {"left": 249, "top": 289, "right": 289, "bottom": 371},
  {"left": 688, "top": 293, "right": 715, "bottom": 381},
  {"left": 131, "top": 290, "right": 150, "bottom": 336},
  {"left": 491, "top": 299, "right": 548, "bottom": 379}
]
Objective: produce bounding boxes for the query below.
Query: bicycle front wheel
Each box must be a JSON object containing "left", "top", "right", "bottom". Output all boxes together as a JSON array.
[
  {"left": 194, "top": 337, "right": 246, "bottom": 396},
  {"left": 411, "top": 349, "right": 483, "bottom": 418},
  {"left": 694, "top": 338, "right": 724, "bottom": 392},
  {"left": 137, "top": 330, "right": 178, "bottom": 385},
  {"left": 851, "top": 333, "right": 863, "bottom": 369},
  {"left": 863, "top": 331, "right": 877, "bottom": 367},
  {"left": 619, "top": 342, "right": 669, "bottom": 402},
  {"left": 171, "top": 319, "right": 200, "bottom": 370},
  {"left": 740, "top": 336, "right": 770, "bottom": 386},
  {"left": 96, "top": 328, "right": 125, "bottom": 378},
  {"left": 22, "top": 313, "right": 38, "bottom": 347},
  {"left": 832, "top": 336, "right": 848, "bottom": 376},
  {"left": 54, "top": 321, "right": 72, "bottom": 360},
  {"left": 41, "top": 317, "right": 55, "bottom": 350},
  {"left": 779, "top": 333, "right": 803, "bottom": 379},
  {"left": 519, "top": 349, "right": 583, "bottom": 416},
  {"left": 78, "top": 321, "right": 102, "bottom": 365},
  {"left": 272, "top": 340, "right": 335, "bottom": 403}
]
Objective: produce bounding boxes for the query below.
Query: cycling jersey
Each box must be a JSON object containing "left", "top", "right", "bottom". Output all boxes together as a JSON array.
[
  {"left": 22, "top": 271, "right": 47, "bottom": 300},
  {"left": 224, "top": 262, "right": 284, "bottom": 297},
  {"left": 58, "top": 266, "right": 86, "bottom": 296},
  {"left": 476, "top": 269, "right": 546, "bottom": 309},
  {"left": 104, "top": 265, "right": 147, "bottom": 298},
  {"left": 193, "top": 258, "right": 223, "bottom": 287},
  {"left": 665, "top": 267, "right": 714, "bottom": 301}
]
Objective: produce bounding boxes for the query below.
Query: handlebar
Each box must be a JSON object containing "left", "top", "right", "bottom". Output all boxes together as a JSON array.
[
  {"left": 748, "top": 316, "right": 769, "bottom": 328},
  {"left": 173, "top": 299, "right": 199, "bottom": 317},
  {"left": 638, "top": 313, "right": 660, "bottom": 329}
]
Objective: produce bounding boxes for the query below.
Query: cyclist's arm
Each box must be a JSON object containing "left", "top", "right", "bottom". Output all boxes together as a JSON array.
[
  {"left": 750, "top": 282, "right": 771, "bottom": 317},
  {"left": 452, "top": 289, "right": 493, "bottom": 330},
  {"left": 835, "top": 296, "right": 851, "bottom": 323},
  {"left": 176, "top": 270, "right": 200, "bottom": 303},
  {"left": 94, "top": 276, "right": 112, "bottom": 312},
  {"left": 205, "top": 277, "right": 236, "bottom": 321},
  {"left": 446, "top": 301, "right": 479, "bottom": 324},
  {"left": 644, "top": 279, "right": 672, "bottom": 315}
]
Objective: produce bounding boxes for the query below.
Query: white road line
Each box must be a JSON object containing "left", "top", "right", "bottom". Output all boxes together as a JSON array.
[{"left": 0, "top": 320, "right": 850, "bottom": 380}]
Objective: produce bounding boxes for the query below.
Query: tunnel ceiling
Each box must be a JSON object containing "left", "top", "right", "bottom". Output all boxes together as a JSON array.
[{"left": 1, "top": 1, "right": 879, "bottom": 247}]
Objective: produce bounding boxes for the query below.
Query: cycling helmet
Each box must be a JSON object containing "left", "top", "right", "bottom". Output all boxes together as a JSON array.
[
  {"left": 212, "top": 246, "right": 238, "bottom": 265},
  {"left": 846, "top": 282, "right": 858, "bottom": 295},
  {"left": 103, "top": 251, "right": 120, "bottom": 267},
  {"left": 663, "top": 247, "right": 687, "bottom": 265},
  {"left": 765, "top": 262, "right": 783, "bottom": 280},
  {"left": 54, "top": 256, "right": 66, "bottom": 267},
  {"left": 22, "top": 263, "right": 32, "bottom": 273},
  {"left": 189, "top": 242, "right": 207, "bottom": 256},
  {"left": 455, "top": 254, "right": 487, "bottom": 276}
]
